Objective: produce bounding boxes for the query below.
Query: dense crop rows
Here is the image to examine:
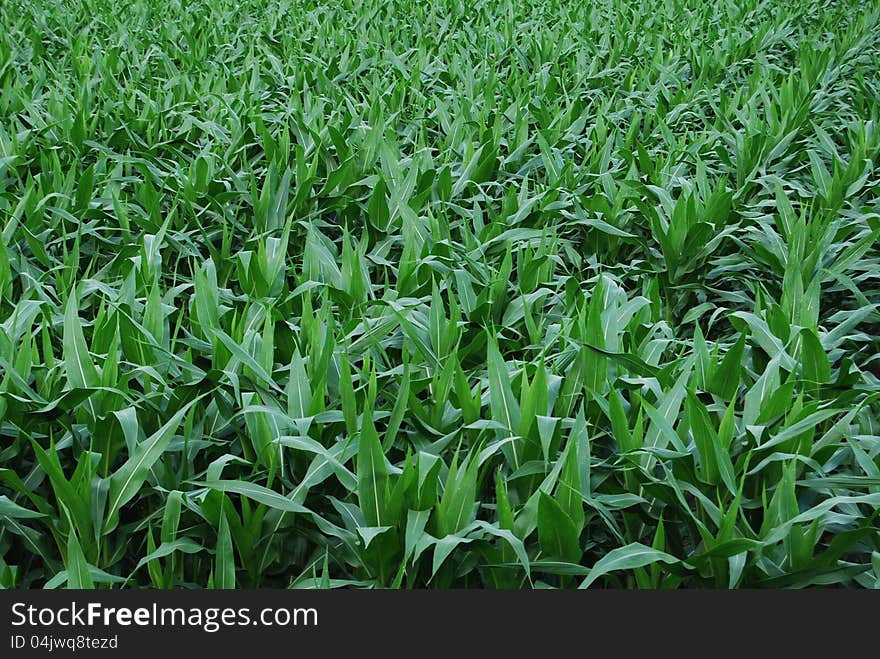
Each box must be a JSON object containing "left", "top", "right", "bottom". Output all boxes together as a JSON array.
[{"left": 1, "top": 0, "right": 879, "bottom": 589}]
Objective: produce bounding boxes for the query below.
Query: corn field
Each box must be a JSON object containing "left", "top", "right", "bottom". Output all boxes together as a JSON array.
[{"left": 1, "top": 0, "right": 879, "bottom": 589}]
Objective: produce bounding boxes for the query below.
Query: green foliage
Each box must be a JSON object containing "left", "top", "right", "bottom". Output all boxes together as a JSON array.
[{"left": 0, "top": 0, "right": 879, "bottom": 589}]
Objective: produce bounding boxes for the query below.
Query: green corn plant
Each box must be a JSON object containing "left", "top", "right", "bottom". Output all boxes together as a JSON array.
[{"left": 1, "top": 0, "right": 879, "bottom": 591}]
